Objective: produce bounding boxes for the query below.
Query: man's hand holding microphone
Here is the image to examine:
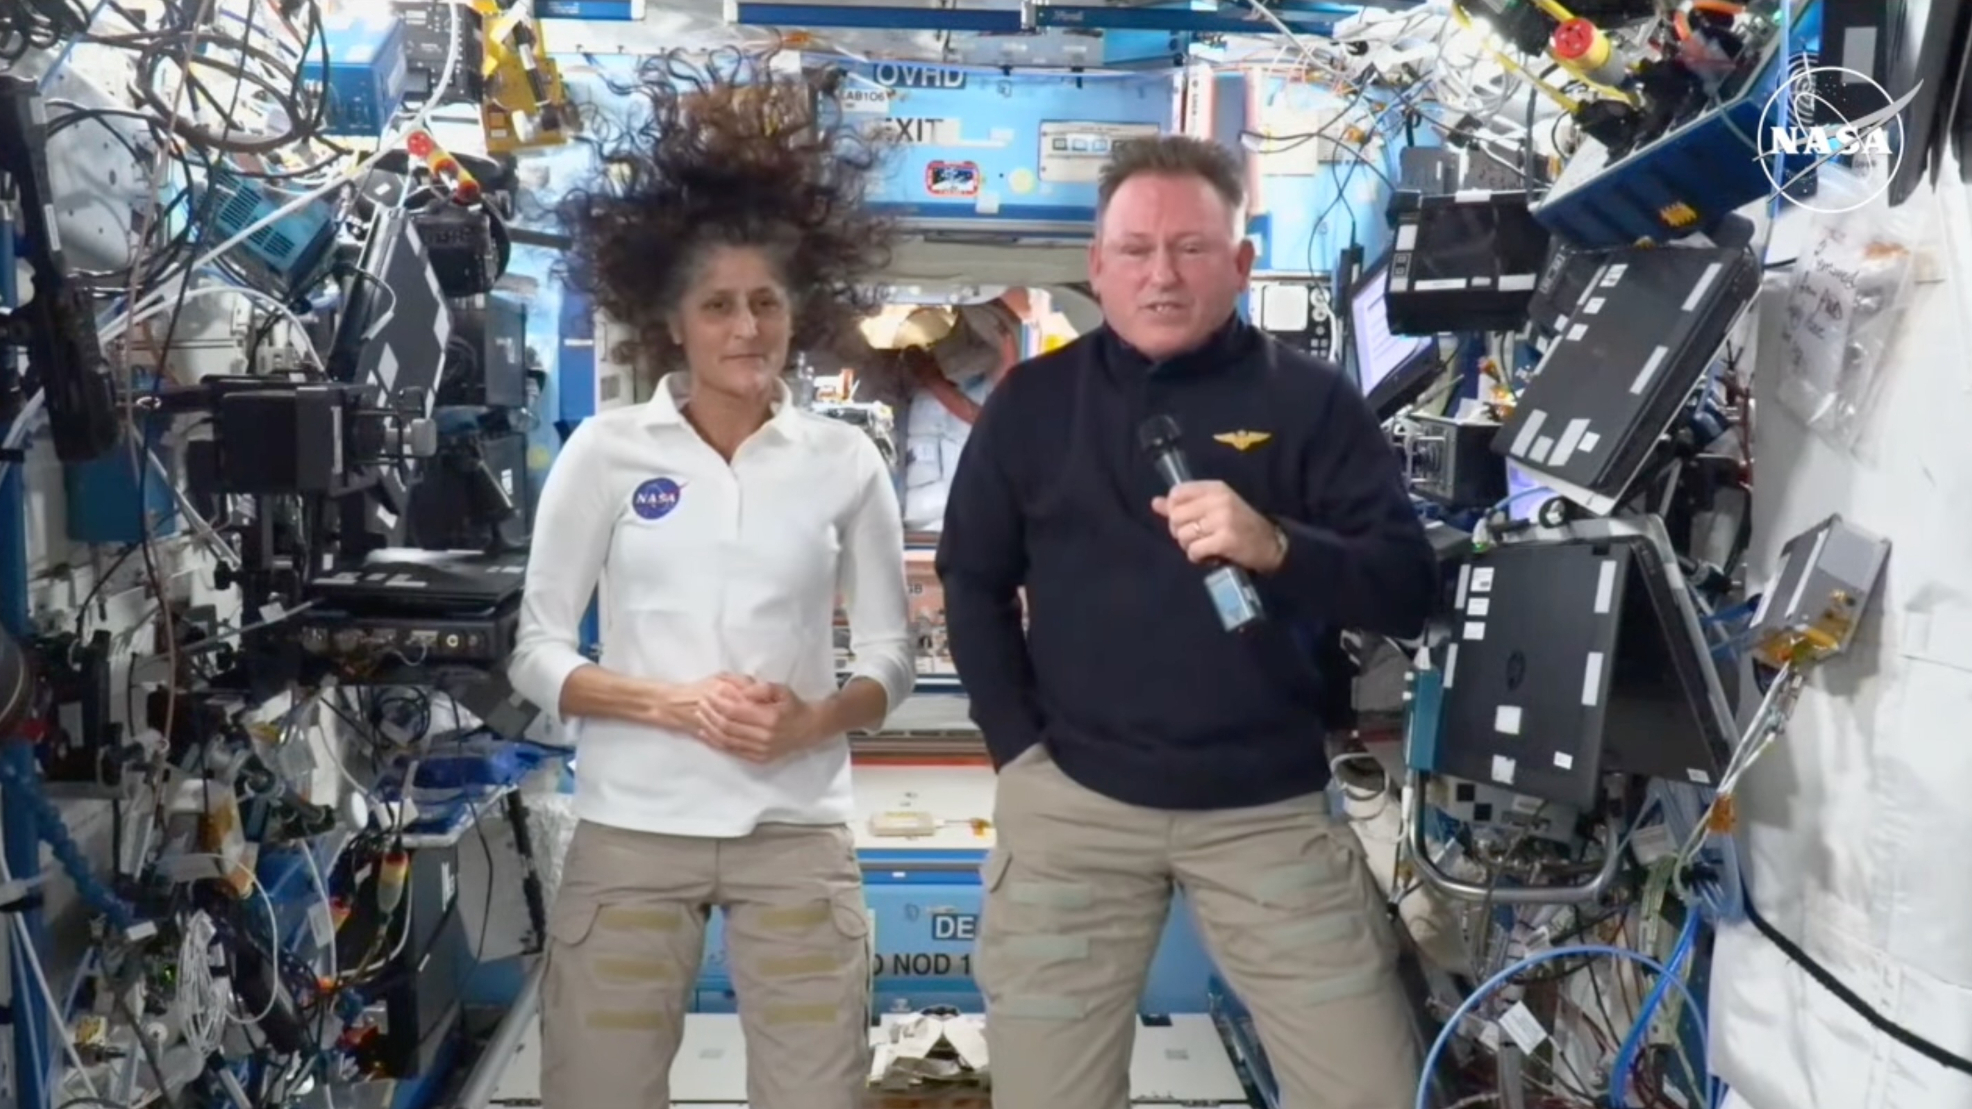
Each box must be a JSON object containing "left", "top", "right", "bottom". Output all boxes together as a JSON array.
[
  {"left": 1152, "top": 481, "right": 1290, "bottom": 574},
  {"left": 1140, "top": 414, "right": 1290, "bottom": 632}
]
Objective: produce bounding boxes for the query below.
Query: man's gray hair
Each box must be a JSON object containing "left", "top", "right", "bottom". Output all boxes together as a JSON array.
[{"left": 1095, "top": 135, "right": 1246, "bottom": 224}]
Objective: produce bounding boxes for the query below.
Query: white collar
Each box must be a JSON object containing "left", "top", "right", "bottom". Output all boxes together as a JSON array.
[{"left": 641, "top": 371, "right": 805, "bottom": 443}]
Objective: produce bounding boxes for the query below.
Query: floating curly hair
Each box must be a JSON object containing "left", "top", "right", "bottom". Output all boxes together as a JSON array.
[{"left": 558, "top": 49, "right": 896, "bottom": 370}]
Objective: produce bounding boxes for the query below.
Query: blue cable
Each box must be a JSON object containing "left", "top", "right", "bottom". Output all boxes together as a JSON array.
[
  {"left": 1651, "top": 780, "right": 1747, "bottom": 925},
  {"left": 1608, "top": 910, "right": 1704, "bottom": 1107},
  {"left": 0, "top": 759, "right": 140, "bottom": 932},
  {"left": 1487, "top": 486, "right": 1558, "bottom": 520},
  {"left": 1688, "top": 831, "right": 1747, "bottom": 924},
  {"left": 1414, "top": 944, "right": 1711, "bottom": 1109}
]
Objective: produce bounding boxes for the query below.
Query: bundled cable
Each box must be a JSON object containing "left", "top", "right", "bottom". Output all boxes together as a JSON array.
[
  {"left": 116, "top": 0, "right": 333, "bottom": 157},
  {"left": 0, "top": 0, "right": 96, "bottom": 63},
  {"left": 0, "top": 758, "right": 140, "bottom": 932}
]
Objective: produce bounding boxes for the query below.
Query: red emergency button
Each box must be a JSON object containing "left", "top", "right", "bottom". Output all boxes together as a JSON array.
[{"left": 1552, "top": 18, "right": 1600, "bottom": 61}]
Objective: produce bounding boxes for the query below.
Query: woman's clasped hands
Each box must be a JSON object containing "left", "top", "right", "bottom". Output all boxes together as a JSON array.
[{"left": 687, "top": 674, "right": 822, "bottom": 764}]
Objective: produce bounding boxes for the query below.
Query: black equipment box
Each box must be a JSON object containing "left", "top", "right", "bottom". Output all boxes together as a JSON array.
[
  {"left": 211, "top": 383, "right": 351, "bottom": 493},
  {"left": 332, "top": 209, "right": 452, "bottom": 401},
  {"left": 1526, "top": 240, "right": 1607, "bottom": 342},
  {"left": 297, "top": 607, "right": 518, "bottom": 669},
  {"left": 407, "top": 429, "right": 532, "bottom": 551},
  {"left": 1493, "top": 245, "right": 1758, "bottom": 516},
  {"left": 370, "top": 844, "right": 471, "bottom": 1078},
  {"left": 393, "top": 0, "right": 485, "bottom": 107},
  {"left": 1386, "top": 190, "right": 1551, "bottom": 334},
  {"left": 439, "top": 294, "right": 527, "bottom": 409},
  {"left": 1405, "top": 413, "right": 1507, "bottom": 510},
  {"left": 414, "top": 204, "right": 503, "bottom": 299},
  {"left": 1433, "top": 518, "right": 1735, "bottom": 809},
  {"left": 301, "top": 550, "right": 525, "bottom": 669}
]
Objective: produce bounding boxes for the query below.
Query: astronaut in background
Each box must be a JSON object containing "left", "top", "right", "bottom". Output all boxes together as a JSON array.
[{"left": 890, "top": 294, "right": 1028, "bottom": 532}]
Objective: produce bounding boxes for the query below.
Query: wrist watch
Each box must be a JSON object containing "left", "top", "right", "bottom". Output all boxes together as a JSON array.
[{"left": 1269, "top": 521, "right": 1290, "bottom": 568}]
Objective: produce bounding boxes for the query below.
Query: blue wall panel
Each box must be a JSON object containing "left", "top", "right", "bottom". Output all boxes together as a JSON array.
[
  {"left": 1243, "top": 74, "right": 1403, "bottom": 278},
  {"left": 692, "top": 850, "right": 1221, "bottom": 1016}
]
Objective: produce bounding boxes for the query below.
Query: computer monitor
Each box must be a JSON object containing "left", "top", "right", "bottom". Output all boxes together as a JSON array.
[
  {"left": 1431, "top": 516, "right": 1735, "bottom": 809},
  {"left": 1348, "top": 254, "right": 1440, "bottom": 418},
  {"left": 1504, "top": 461, "right": 1549, "bottom": 522}
]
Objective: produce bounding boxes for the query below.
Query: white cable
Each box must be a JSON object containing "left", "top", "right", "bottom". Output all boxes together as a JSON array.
[
  {"left": 1674, "top": 663, "right": 1803, "bottom": 871},
  {"left": 178, "top": 910, "right": 225, "bottom": 1056},
  {"left": 106, "top": 0, "right": 462, "bottom": 338},
  {"left": 143, "top": 449, "right": 241, "bottom": 569},
  {"left": 176, "top": 852, "right": 285, "bottom": 1026},
  {"left": 0, "top": 388, "right": 48, "bottom": 490},
  {"left": 336, "top": 890, "right": 413, "bottom": 986},
  {"left": 0, "top": 848, "right": 102, "bottom": 1101},
  {"left": 380, "top": 894, "right": 414, "bottom": 967},
  {"left": 301, "top": 836, "right": 340, "bottom": 989},
  {"left": 101, "top": 281, "right": 324, "bottom": 365}
]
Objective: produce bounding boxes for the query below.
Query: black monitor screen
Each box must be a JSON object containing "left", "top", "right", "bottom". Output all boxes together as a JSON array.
[
  {"left": 1351, "top": 258, "right": 1434, "bottom": 398},
  {"left": 1407, "top": 200, "right": 1552, "bottom": 286}
]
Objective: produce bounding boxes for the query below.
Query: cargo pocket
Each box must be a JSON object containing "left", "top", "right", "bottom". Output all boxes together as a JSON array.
[
  {"left": 1001, "top": 743, "right": 1051, "bottom": 775},
  {"left": 832, "top": 888, "right": 875, "bottom": 1027},
  {"left": 1215, "top": 828, "right": 1395, "bottom": 1010},
  {"left": 982, "top": 847, "right": 1012, "bottom": 892},
  {"left": 542, "top": 897, "right": 601, "bottom": 1022},
  {"left": 550, "top": 898, "right": 603, "bottom": 949},
  {"left": 974, "top": 848, "right": 1013, "bottom": 1001},
  {"left": 830, "top": 887, "right": 872, "bottom": 942}
]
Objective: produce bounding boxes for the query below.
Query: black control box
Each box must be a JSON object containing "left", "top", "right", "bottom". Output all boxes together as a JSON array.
[
  {"left": 1387, "top": 190, "right": 1551, "bottom": 335},
  {"left": 1406, "top": 413, "right": 1507, "bottom": 510},
  {"left": 298, "top": 606, "right": 518, "bottom": 669},
  {"left": 392, "top": 0, "right": 485, "bottom": 106},
  {"left": 440, "top": 294, "right": 527, "bottom": 410}
]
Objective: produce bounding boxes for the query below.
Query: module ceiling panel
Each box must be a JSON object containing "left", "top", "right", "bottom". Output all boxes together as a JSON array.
[
  {"left": 546, "top": 0, "right": 1417, "bottom": 66},
  {"left": 546, "top": 0, "right": 1116, "bottom": 66}
]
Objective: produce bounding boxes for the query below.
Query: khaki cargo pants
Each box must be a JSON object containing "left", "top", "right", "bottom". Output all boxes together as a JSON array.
[
  {"left": 979, "top": 746, "right": 1420, "bottom": 1109},
  {"left": 541, "top": 820, "right": 873, "bottom": 1109}
]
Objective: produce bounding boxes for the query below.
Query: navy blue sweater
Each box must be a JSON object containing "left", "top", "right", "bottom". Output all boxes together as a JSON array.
[{"left": 934, "top": 316, "right": 1436, "bottom": 810}]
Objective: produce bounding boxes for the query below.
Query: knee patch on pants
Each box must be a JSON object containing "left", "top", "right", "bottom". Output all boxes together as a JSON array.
[
  {"left": 976, "top": 848, "right": 1162, "bottom": 1022},
  {"left": 1210, "top": 840, "right": 1400, "bottom": 1010},
  {"left": 548, "top": 899, "right": 699, "bottom": 1034},
  {"left": 731, "top": 888, "right": 873, "bottom": 1028}
]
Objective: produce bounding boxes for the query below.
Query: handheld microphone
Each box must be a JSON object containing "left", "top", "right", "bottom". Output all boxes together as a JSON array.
[{"left": 1138, "top": 414, "right": 1266, "bottom": 633}]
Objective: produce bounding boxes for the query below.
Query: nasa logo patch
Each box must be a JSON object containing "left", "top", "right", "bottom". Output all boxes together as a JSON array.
[{"left": 631, "top": 477, "right": 683, "bottom": 521}]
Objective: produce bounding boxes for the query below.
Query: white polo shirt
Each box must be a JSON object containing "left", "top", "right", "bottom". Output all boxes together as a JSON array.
[{"left": 508, "top": 372, "right": 915, "bottom": 837}]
